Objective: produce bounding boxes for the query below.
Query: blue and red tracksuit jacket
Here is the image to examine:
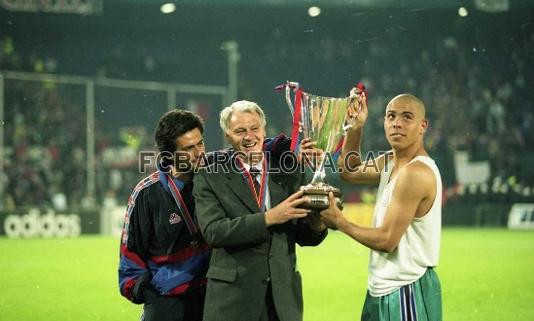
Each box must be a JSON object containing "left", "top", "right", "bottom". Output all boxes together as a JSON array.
[{"left": 118, "top": 171, "right": 210, "bottom": 303}]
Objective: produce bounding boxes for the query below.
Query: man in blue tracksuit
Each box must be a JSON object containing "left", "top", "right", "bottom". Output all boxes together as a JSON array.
[{"left": 118, "top": 109, "right": 210, "bottom": 321}]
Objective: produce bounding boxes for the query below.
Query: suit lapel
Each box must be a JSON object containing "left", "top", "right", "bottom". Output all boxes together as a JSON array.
[
  {"left": 223, "top": 155, "right": 289, "bottom": 213},
  {"left": 225, "top": 170, "right": 260, "bottom": 212},
  {"left": 268, "top": 161, "right": 286, "bottom": 207},
  {"left": 269, "top": 174, "right": 285, "bottom": 208}
]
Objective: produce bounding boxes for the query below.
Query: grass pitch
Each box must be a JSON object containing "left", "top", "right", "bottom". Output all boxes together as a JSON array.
[{"left": 1, "top": 228, "right": 533, "bottom": 321}]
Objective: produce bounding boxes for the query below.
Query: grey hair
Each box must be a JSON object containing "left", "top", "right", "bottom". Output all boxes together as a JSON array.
[{"left": 219, "top": 100, "right": 267, "bottom": 133}]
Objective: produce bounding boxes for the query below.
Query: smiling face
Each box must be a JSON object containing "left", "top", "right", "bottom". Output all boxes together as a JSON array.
[
  {"left": 225, "top": 111, "right": 266, "bottom": 164},
  {"left": 384, "top": 95, "right": 428, "bottom": 151}
]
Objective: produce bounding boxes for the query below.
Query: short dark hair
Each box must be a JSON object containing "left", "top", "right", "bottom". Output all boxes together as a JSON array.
[{"left": 154, "top": 109, "right": 204, "bottom": 155}]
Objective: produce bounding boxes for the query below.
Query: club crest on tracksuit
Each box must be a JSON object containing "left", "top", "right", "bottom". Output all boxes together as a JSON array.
[{"left": 169, "top": 213, "right": 182, "bottom": 225}]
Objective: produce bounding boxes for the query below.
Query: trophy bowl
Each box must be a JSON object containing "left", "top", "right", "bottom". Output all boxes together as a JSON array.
[
  {"left": 300, "top": 183, "right": 344, "bottom": 211},
  {"left": 280, "top": 81, "right": 355, "bottom": 211}
]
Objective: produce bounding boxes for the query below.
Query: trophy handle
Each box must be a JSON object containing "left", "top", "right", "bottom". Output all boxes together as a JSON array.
[{"left": 284, "top": 81, "right": 300, "bottom": 115}]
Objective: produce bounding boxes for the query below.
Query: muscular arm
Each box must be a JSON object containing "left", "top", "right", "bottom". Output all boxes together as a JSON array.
[
  {"left": 338, "top": 140, "right": 390, "bottom": 185},
  {"left": 323, "top": 162, "right": 435, "bottom": 252},
  {"left": 338, "top": 90, "right": 385, "bottom": 184}
]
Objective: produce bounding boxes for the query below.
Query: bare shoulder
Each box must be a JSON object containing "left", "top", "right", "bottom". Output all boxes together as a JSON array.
[{"left": 395, "top": 160, "right": 436, "bottom": 196}]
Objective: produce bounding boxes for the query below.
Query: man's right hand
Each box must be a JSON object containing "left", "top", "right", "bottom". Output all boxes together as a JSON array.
[
  {"left": 265, "top": 190, "right": 311, "bottom": 226},
  {"left": 319, "top": 192, "right": 347, "bottom": 230},
  {"left": 298, "top": 137, "right": 323, "bottom": 169}
]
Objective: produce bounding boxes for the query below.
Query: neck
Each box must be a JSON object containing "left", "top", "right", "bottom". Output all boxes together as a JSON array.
[
  {"left": 171, "top": 167, "right": 192, "bottom": 182},
  {"left": 240, "top": 152, "right": 264, "bottom": 166},
  {"left": 392, "top": 142, "right": 427, "bottom": 168}
]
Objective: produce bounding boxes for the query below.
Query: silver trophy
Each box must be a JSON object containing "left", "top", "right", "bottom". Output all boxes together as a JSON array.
[{"left": 282, "top": 81, "right": 356, "bottom": 210}]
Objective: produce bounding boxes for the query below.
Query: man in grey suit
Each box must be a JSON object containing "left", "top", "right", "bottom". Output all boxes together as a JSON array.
[{"left": 193, "top": 100, "right": 327, "bottom": 321}]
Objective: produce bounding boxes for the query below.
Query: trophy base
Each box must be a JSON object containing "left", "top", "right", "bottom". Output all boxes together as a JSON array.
[{"left": 299, "top": 183, "right": 343, "bottom": 211}]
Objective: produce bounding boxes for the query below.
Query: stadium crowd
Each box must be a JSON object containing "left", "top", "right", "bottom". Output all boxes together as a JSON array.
[{"left": 1, "top": 16, "right": 533, "bottom": 212}]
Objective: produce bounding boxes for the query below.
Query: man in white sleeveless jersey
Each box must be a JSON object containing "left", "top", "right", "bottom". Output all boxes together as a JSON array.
[{"left": 320, "top": 90, "right": 442, "bottom": 321}]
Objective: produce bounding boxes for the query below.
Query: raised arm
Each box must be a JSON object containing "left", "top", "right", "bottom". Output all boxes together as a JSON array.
[{"left": 338, "top": 89, "right": 384, "bottom": 184}]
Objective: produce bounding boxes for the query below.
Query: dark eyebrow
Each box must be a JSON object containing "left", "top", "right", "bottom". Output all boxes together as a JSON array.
[
  {"left": 183, "top": 139, "right": 203, "bottom": 150},
  {"left": 387, "top": 110, "right": 413, "bottom": 114}
]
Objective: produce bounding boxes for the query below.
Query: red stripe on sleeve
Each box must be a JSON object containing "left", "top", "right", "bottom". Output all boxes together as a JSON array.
[
  {"left": 122, "top": 277, "right": 137, "bottom": 299},
  {"left": 166, "top": 278, "right": 207, "bottom": 296},
  {"left": 151, "top": 243, "right": 210, "bottom": 265},
  {"left": 120, "top": 244, "right": 147, "bottom": 269}
]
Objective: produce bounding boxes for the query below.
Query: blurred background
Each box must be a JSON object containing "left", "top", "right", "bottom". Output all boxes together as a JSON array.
[
  {"left": 1, "top": 0, "right": 533, "bottom": 233},
  {"left": 1, "top": 1, "right": 534, "bottom": 320}
]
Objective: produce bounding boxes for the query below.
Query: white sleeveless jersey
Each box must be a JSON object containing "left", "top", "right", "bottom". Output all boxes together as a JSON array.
[{"left": 368, "top": 155, "right": 442, "bottom": 297}]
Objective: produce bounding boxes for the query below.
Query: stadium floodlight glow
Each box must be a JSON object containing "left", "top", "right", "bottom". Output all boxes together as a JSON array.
[
  {"left": 458, "top": 7, "right": 468, "bottom": 17},
  {"left": 308, "top": 6, "right": 321, "bottom": 17},
  {"left": 161, "top": 3, "right": 176, "bottom": 14}
]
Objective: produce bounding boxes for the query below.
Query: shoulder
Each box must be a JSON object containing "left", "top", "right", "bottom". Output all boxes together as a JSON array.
[
  {"left": 396, "top": 160, "right": 436, "bottom": 195},
  {"left": 204, "top": 148, "right": 233, "bottom": 165},
  {"left": 199, "top": 149, "right": 236, "bottom": 175},
  {"left": 264, "top": 133, "right": 291, "bottom": 153},
  {"left": 126, "top": 172, "right": 160, "bottom": 207},
  {"left": 193, "top": 165, "right": 227, "bottom": 185},
  {"left": 131, "top": 172, "right": 160, "bottom": 193}
]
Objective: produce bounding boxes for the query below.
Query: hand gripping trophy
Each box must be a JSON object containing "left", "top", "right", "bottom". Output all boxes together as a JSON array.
[{"left": 277, "top": 81, "right": 366, "bottom": 211}]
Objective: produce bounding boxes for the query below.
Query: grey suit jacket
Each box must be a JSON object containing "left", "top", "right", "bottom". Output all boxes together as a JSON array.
[{"left": 193, "top": 156, "right": 326, "bottom": 321}]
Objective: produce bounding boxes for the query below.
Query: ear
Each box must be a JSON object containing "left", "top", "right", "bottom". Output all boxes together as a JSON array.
[
  {"left": 420, "top": 119, "right": 428, "bottom": 135},
  {"left": 225, "top": 132, "right": 231, "bottom": 144}
]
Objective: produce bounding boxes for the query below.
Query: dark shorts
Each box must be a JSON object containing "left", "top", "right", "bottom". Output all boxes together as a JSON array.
[{"left": 142, "top": 286, "right": 205, "bottom": 321}]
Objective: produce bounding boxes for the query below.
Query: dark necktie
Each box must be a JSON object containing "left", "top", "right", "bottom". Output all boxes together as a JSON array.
[{"left": 249, "top": 167, "right": 261, "bottom": 199}]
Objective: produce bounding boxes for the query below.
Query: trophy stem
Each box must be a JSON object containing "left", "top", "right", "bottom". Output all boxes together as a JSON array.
[
  {"left": 310, "top": 151, "right": 327, "bottom": 185},
  {"left": 301, "top": 153, "right": 344, "bottom": 211}
]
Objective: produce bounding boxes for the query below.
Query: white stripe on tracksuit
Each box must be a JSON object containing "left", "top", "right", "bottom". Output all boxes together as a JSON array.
[{"left": 400, "top": 284, "right": 418, "bottom": 321}]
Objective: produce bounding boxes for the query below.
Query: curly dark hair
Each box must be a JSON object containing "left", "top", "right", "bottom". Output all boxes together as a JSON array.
[{"left": 154, "top": 109, "right": 204, "bottom": 155}]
